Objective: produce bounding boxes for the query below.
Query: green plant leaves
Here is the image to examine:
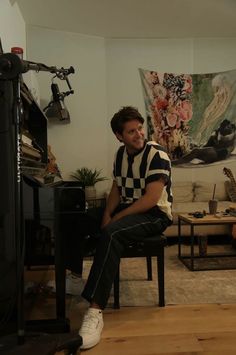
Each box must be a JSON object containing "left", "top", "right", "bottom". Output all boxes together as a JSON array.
[{"left": 70, "top": 167, "right": 107, "bottom": 186}]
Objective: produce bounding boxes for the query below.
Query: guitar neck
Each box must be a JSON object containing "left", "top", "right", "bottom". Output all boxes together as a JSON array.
[
  {"left": 229, "top": 175, "right": 236, "bottom": 190},
  {"left": 224, "top": 168, "right": 236, "bottom": 191}
]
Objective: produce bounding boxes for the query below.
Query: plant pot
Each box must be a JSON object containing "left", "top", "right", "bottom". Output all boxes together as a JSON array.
[{"left": 85, "top": 186, "right": 96, "bottom": 201}]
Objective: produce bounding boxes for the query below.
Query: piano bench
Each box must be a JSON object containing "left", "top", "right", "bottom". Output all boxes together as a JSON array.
[{"left": 113, "top": 234, "right": 167, "bottom": 309}]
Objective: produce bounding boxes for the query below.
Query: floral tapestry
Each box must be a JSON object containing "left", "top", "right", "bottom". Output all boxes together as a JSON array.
[{"left": 139, "top": 68, "right": 236, "bottom": 166}]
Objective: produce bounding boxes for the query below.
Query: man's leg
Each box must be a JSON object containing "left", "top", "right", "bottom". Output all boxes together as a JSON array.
[{"left": 79, "top": 212, "right": 170, "bottom": 349}]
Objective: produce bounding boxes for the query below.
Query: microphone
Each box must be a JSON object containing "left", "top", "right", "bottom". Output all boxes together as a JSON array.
[{"left": 44, "top": 83, "right": 70, "bottom": 121}]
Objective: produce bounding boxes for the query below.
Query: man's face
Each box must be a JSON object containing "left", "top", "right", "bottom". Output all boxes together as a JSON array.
[{"left": 116, "top": 119, "right": 145, "bottom": 154}]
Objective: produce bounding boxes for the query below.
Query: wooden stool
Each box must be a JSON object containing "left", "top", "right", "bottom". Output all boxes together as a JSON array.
[{"left": 113, "top": 234, "right": 167, "bottom": 308}]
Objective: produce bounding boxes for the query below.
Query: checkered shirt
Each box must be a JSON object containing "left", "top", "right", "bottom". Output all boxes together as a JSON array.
[{"left": 113, "top": 141, "right": 173, "bottom": 220}]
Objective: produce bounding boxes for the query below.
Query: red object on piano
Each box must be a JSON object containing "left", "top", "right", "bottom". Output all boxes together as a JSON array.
[{"left": 11, "top": 46, "right": 23, "bottom": 59}]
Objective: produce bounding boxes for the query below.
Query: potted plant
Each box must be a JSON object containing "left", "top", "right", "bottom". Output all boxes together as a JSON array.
[{"left": 70, "top": 167, "right": 107, "bottom": 200}]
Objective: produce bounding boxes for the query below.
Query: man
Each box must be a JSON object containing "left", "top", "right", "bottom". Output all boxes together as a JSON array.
[{"left": 78, "top": 106, "right": 173, "bottom": 349}]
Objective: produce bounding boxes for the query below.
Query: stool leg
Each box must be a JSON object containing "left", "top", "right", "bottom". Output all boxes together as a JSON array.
[
  {"left": 113, "top": 264, "right": 120, "bottom": 309},
  {"left": 146, "top": 256, "right": 152, "bottom": 280},
  {"left": 157, "top": 247, "right": 165, "bottom": 307}
]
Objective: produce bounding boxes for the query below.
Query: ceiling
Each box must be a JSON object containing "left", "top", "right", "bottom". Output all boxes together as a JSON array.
[{"left": 16, "top": 0, "right": 236, "bottom": 39}]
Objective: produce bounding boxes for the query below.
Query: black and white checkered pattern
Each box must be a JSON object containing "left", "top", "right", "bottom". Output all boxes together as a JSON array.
[{"left": 113, "top": 141, "right": 172, "bottom": 220}]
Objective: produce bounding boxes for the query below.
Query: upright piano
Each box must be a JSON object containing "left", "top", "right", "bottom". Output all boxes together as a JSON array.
[{"left": 0, "top": 52, "right": 82, "bottom": 337}]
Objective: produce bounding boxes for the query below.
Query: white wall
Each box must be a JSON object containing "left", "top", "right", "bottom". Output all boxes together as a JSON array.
[
  {"left": 1, "top": 3, "right": 235, "bottom": 190},
  {"left": 25, "top": 25, "right": 236, "bottom": 189},
  {"left": 0, "top": 0, "right": 26, "bottom": 53},
  {"left": 26, "top": 26, "right": 109, "bottom": 196}
]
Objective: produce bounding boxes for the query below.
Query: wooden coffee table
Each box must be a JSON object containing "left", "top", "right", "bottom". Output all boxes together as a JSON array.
[{"left": 178, "top": 213, "right": 236, "bottom": 271}]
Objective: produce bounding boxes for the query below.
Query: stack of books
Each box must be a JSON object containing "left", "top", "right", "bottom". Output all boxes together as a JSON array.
[{"left": 21, "top": 134, "right": 41, "bottom": 160}]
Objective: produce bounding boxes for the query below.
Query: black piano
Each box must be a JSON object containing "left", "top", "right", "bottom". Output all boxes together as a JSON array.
[{"left": 0, "top": 52, "right": 84, "bottom": 349}]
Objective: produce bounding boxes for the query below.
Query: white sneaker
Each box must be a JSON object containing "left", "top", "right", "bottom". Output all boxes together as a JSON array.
[
  {"left": 47, "top": 273, "right": 85, "bottom": 296},
  {"left": 24, "top": 281, "right": 36, "bottom": 294},
  {"left": 79, "top": 308, "right": 104, "bottom": 349}
]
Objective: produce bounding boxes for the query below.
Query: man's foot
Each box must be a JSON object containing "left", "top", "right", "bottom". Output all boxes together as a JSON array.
[
  {"left": 78, "top": 308, "right": 104, "bottom": 349},
  {"left": 47, "top": 273, "right": 85, "bottom": 296}
]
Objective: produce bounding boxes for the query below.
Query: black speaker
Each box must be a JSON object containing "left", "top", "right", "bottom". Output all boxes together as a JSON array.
[{"left": 55, "top": 182, "right": 85, "bottom": 213}]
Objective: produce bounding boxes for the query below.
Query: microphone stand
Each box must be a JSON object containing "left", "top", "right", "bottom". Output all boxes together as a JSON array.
[{"left": 0, "top": 53, "right": 77, "bottom": 350}]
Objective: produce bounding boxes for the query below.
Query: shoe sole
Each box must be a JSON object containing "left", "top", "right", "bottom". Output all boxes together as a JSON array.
[
  {"left": 79, "top": 324, "right": 104, "bottom": 349},
  {"left": 80, "top": 337, "right": 101, "bottom": 349}
]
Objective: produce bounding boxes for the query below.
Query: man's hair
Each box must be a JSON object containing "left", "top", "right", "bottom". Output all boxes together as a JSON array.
[{"left": 110, "top": 106, "right": 144, "bottom": 135}]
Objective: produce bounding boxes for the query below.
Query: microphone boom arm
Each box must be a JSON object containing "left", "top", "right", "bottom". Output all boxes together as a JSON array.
[
  {"left": 0, "top": 53, "right": 75, "bottom": 122},
  {"left": 0, "top": 53, "right": 75, "bottom": 80}
]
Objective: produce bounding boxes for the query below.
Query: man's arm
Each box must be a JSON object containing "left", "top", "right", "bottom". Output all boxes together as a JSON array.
[
  {"left": 110, "top": 178, "right": 165, "bottom": 223},
  {"left": 101, "top": 181, "right": 121, "bottom": 227}
]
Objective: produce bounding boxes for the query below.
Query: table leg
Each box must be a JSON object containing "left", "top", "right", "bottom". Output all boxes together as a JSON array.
[
  {"left": 54, "top": 217, "right": 66, "bottom": 319},
  {"left": 190, "top": 224, "right": 194, "bottom": 271},
  {"left": 178, "top": 217, "right": 182, "bottom": 258},
  {"left": 53, "top": 189, "right": 70, "bottom": 332}
]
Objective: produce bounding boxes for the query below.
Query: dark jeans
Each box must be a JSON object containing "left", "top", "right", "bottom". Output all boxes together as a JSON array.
[{"left": 81, "top": 205, "right": 171, "bottom": 309}]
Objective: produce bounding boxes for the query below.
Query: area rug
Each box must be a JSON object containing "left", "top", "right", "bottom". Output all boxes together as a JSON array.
[{"left": 82, "top": 244, "right": 236, "bottom": 306}]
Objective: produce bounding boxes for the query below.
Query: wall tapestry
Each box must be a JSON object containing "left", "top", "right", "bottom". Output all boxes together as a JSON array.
[{"left": 139, "top": 68, "right": 236, "bottom": 166}]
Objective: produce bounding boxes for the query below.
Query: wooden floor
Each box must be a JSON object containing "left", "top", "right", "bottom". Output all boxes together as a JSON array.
[
  {"left": 22, "top": 261, "right": 236, "bottom": 355},
  {"left": 91, "top": 304, "right": 236, "bottom": 355},
  {"left": 25, "top": 284, "right": 236, "bottom": 354}
]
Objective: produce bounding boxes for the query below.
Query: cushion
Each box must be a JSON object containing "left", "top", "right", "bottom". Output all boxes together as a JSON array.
[
  {"left": 193, "top": 181, "right": 228, "bottom": 202},
  {"left": 172, "top": 182, "right": 193, "bottom": 203}
]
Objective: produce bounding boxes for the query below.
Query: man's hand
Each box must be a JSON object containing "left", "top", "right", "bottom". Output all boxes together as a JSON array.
[
  {"left": 101, "top": 179, "right": 166, "bottom": 227},
  {"left": 101, "top": 181, "right": 120, "bottom": 228},
  {"left": 101, "top": 212, "right": 112, "bottom": 228},
  {"left": 110, "top": 212, "right": 122, "bottom": 224},
  {"left": 110, "top": 179, "right": 166, "bottom": 222}
]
